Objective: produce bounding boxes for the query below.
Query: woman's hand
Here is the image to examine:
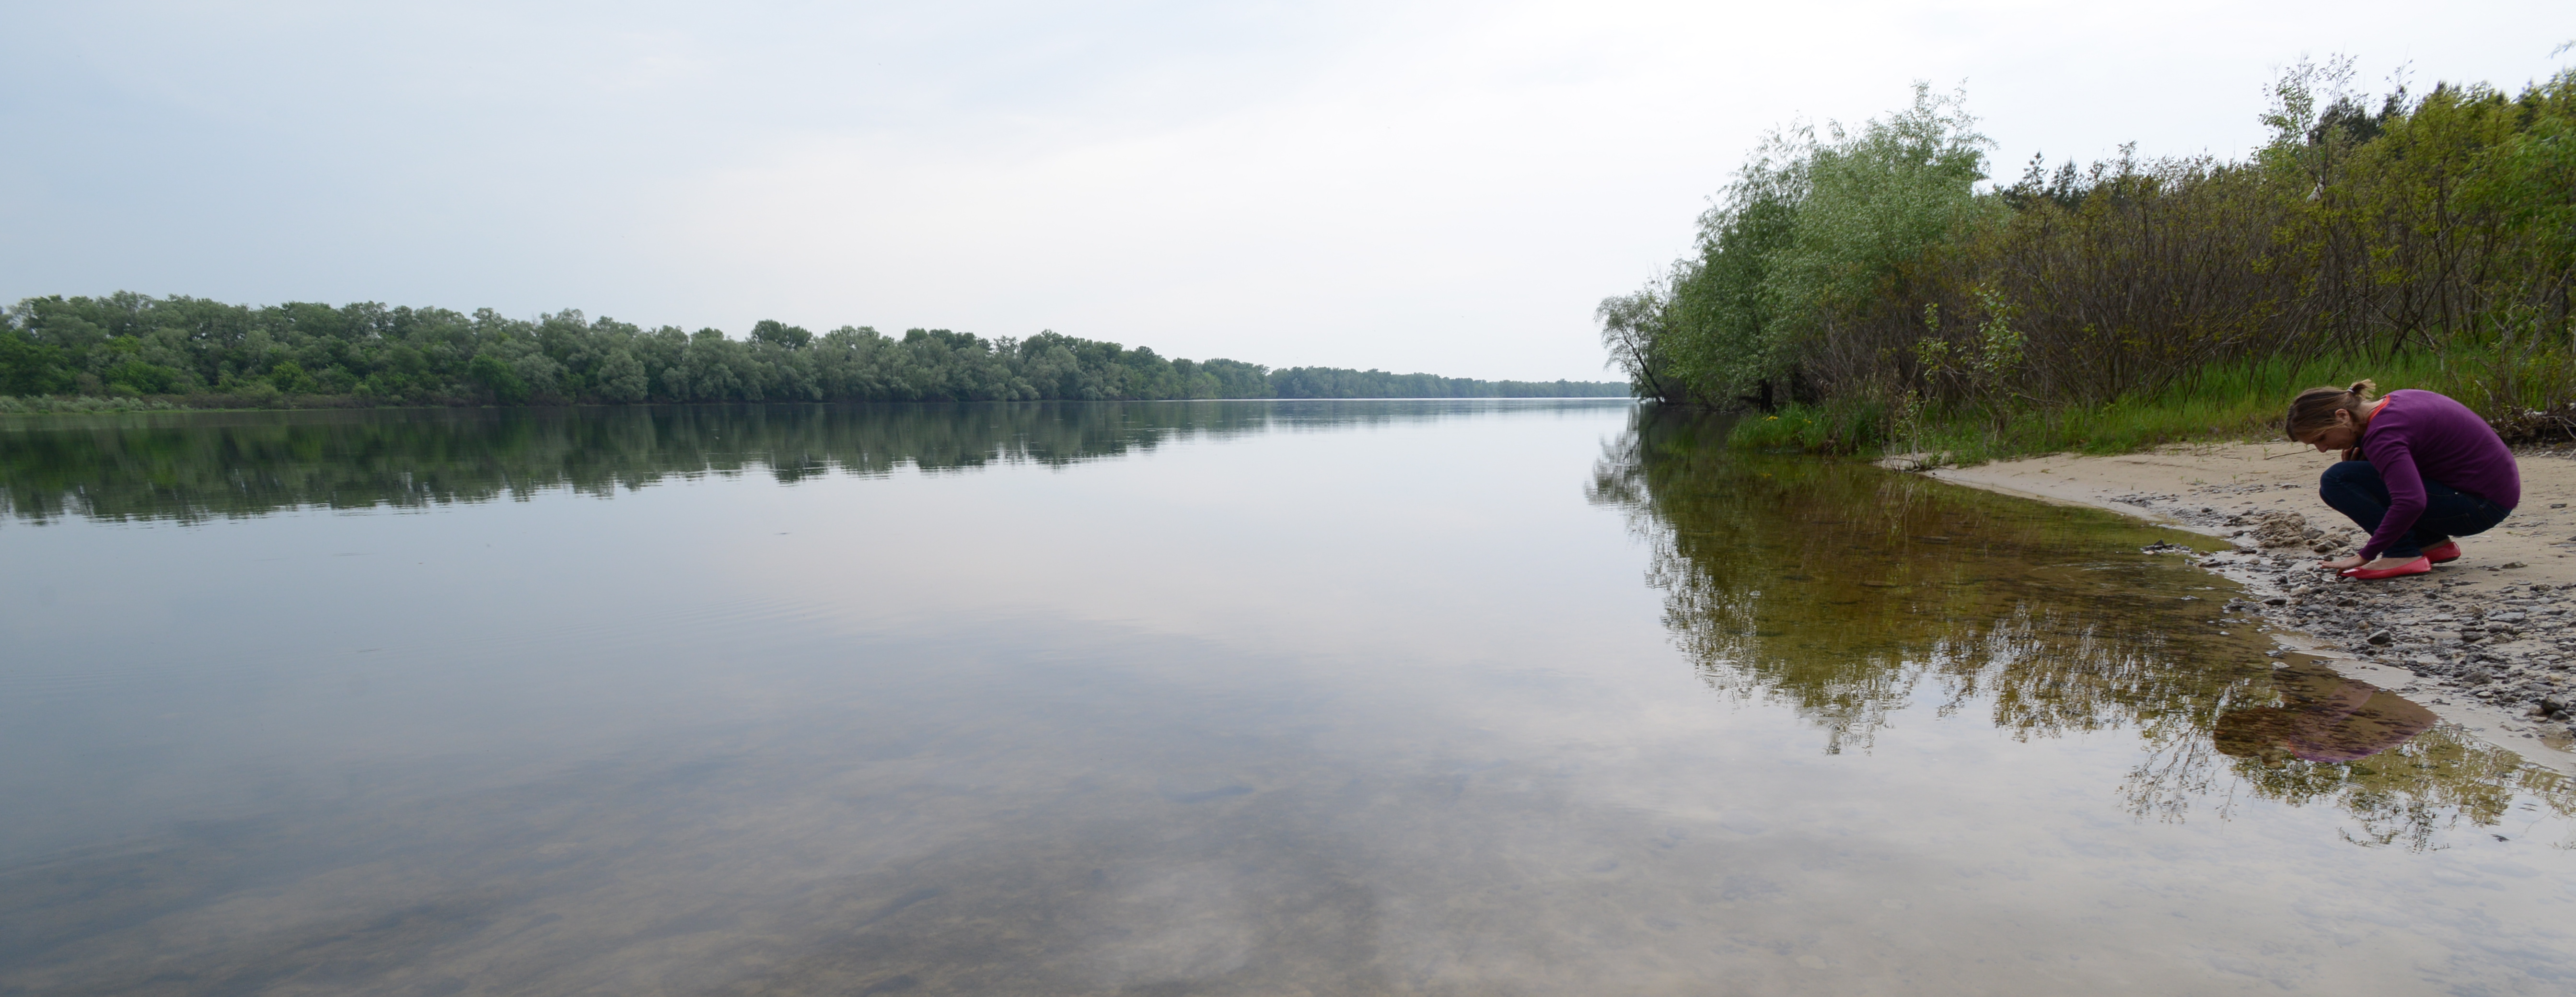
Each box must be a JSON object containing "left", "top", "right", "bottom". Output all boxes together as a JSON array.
[
  {"left": 2320, "top": 553, "right": 2366, "bottom": 572},
  {"left": 2342, "top": 446, "right": 2362, "bottom": 462}
]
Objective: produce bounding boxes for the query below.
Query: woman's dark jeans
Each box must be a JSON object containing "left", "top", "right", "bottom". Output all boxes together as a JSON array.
[{"left": 2315, "top": 460, "right": 2510, "bottom": 559}]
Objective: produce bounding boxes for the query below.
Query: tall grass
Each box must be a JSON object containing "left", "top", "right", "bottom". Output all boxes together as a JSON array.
[
  {"left": 1726, "top": 398, "right": 1890, "bottom": 453},
  {"left": 0, "top": 394, "right": 186, "bottom": 415},
  {"left": 1727, "top": 348, "right": 2566, "bottom": 463}
]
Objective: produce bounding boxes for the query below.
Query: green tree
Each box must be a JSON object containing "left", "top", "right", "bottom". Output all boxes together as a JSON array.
[
  {"left": 466, "top": 352, "right": 527, "bottom": 404},
  {"left": 268, "top": 360, "right": 320, "bottom": 394},
  {"left": 1632, "top": 83, "right": 1991, "bottom": 409},
  {"left": 594, "top": 347, "right": 650, "bottom": 403},
  {"left": 0, "top": 328, "right": 73, "bottom": 395}
]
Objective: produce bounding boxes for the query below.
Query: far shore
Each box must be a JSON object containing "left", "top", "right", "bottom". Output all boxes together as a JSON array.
[{"left": 1913, "top": 441, "right": 2576, "bottom": 770}]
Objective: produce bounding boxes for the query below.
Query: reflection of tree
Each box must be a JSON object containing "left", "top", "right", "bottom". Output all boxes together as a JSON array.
[
  {"left": 1, "top": 399, "right": 1559, "bottom": 524},
  {"left": 1592, "top": 407, "right": 2576, "bottom": 849},
  {"left": 2147, "top": 662, "right": 2576, "bottom": 851}
]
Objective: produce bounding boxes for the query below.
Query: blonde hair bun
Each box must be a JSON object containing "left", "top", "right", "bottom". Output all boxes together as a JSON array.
[{"left": 2284, "top": 380, "right": 2380, "bottom": 440}]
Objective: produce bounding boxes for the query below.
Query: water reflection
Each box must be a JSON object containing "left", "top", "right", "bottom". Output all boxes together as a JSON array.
[
  {"left": 11, "top": 401, "right": 2576, "bottom": 993},
  {"left": 2194, "top": 663, "right": 2564, "bottom": 850},
  {"left": 2215, "top": 664, "right": 2436, "bottom": 764},
  {"left": 1590, "top": 408, "right": 2575, "bottom": 847},
  {"left": 0, "top": 400, "right": 1517, "bottom": 524}
]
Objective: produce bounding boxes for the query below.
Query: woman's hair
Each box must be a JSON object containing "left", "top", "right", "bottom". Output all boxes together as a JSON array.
[{"left": 2282, "top": 380, "right": 2378, "bottom": 441}]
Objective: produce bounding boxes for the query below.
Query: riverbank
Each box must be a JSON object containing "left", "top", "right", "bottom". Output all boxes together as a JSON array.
[{"left": 1913, "top": 441, "right": 2576, "bottom": 769}]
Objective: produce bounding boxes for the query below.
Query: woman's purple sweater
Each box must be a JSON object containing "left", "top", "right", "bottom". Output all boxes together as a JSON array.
[{"left": 2356, "top": 389, "right": 2520, "bottom": 560}]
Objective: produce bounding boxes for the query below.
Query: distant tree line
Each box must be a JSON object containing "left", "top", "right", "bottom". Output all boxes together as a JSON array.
[
  {"left": 1602, "top": 62, "right": 2576, "bottom": 442},
  {"left": 0, "top": 293, "right": 1623, "bottom": 407}
]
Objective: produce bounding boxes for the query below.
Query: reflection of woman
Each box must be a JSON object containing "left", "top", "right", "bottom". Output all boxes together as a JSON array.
[
  {"left": 2212, "top": 664, "right": 2436, "bottom": 764},
  {"left": 2283, "top": 380, "right": 2519, "bottom": 580}
]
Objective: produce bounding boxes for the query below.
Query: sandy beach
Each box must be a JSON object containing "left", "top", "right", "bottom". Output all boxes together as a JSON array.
[{"left": 1915, "top": 441, "right": 2576, "bottom": 769}]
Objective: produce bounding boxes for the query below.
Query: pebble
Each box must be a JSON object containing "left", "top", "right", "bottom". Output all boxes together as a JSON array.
[{"left": 2123, "top": 488, "right": 2576, "bottom": 724}]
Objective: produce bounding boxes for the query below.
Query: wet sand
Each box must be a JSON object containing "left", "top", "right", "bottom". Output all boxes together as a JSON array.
[{"left": 1916, "top": 441, "right": 2576, "bottom": 768}]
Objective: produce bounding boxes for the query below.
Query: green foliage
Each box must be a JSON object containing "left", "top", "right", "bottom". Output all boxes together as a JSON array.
[
  {"left": 1723, "top": 399, "right": 1888, "bottom": 454},
  {"left": 267, "top": 359, "right": 321, "bottom": 395},
  {"left": 0, "top": 394, "right": 182, "bottom": 415},
  {"left": 0, "top": 329, "right": 75, "bottom": 396},
  {"left": 1622, "top": 84, "right": 1992, "bottom": 407},
  {"left": 464, "top": 353, "right": 524, "bottom": 404},
  {"left": 1595, "top": 284, "right": 1674, "bottom": 399},
  {"left": 1768, "top": 85, "right": 1993, "bottom": 342},
  {"left": 1741, "top": 345, "right": 2556, "bottom": 463},
  {"left": 1658, "top": 154, "right": 1800, "bottom": 406},
  {"left": 1903, "top": 349, "right": 2480, "bottom": 465},
  {"left": 0, "top": 295, "right": 1626, "bottom": 408},
  {"left": 1603, "top": 66, "right": 2576, "bottom": 456}
]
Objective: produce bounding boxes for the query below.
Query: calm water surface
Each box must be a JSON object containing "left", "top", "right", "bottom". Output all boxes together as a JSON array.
[{"left": 3, "top": 401, "right": 2572, "bottom": 995}]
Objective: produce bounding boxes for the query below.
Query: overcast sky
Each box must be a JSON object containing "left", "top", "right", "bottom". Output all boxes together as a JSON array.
[{"left": 2, "top": 1, "right": 2568, "bottom": 380}]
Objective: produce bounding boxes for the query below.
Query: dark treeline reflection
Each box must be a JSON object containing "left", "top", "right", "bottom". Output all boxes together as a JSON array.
[
  {"left": 1590, "top": 408, "right": 2574, "bottom": 848},
  {"left": 0, "top": 400, "right": 1558, "bottom": 524}
]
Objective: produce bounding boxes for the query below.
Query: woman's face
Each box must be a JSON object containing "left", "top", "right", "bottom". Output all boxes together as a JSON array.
[{"left": 2299, "top": 409, "right": 2362, "bottom": 453}]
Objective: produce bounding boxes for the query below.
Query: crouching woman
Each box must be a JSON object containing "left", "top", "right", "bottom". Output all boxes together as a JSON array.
[{"left": 2285, "top": 380, "right": 2519, "bottom": 580}]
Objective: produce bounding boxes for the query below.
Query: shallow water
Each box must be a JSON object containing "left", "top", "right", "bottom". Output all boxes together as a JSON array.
[{"left": 3, "top": 401, "right": 2571, "bottom": 995}]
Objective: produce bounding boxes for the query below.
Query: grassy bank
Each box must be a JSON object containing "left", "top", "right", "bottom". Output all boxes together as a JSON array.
[
  {"left": 1727, "top": 348, "right": 2575, "bottom": 464},
  {"left": 0, "top": 395, "right": 192, "bottom": 415}
]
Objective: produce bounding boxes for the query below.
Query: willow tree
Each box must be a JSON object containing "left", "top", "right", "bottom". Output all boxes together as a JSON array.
[{"left": 1609, "top": 83, "right": 1993, "bottom": 408}]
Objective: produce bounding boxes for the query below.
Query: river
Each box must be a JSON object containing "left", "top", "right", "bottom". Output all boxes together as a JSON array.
[{"left": 2, "top": 400, "right": 2570, "bottom": 994}]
